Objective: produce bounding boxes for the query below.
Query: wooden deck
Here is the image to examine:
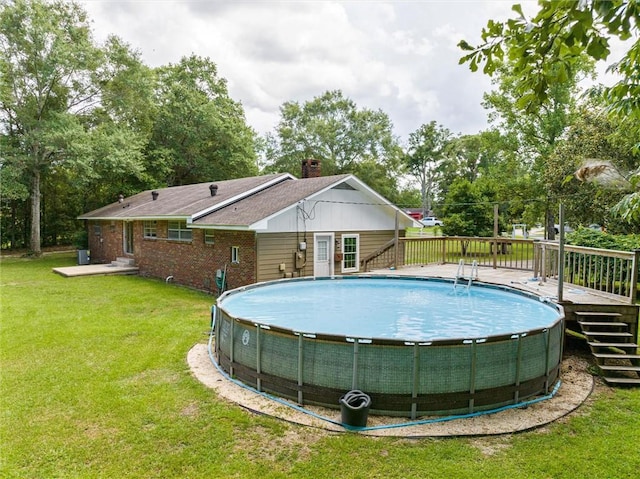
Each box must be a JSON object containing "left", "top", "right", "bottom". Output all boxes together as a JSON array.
[{"left": 370, "top": 263, "right": 632, "bottom": 306}]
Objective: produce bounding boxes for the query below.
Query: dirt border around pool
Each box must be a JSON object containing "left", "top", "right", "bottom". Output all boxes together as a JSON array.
[{"left": 187, "top": 343, "right": 594, "bottom": 438}]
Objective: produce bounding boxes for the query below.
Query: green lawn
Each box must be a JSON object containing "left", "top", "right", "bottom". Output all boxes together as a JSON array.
[
  {"left": 402, "top": 233, "right": 535, "bottom": 267},
  {"left": 2, "top": 254, "right": 640, "bottom": 478}
]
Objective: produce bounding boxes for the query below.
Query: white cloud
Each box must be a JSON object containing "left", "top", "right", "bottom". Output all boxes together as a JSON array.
[{"left": 79, "top": 0, "right": 542, "bottom": 141}]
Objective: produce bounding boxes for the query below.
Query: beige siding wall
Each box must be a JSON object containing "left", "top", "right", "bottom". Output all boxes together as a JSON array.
[
  {"left": 256, "top": 230, "right": 397, "bottom": 283},
  {"left": 256, "top": 233, "right": 309, "bottom": 282}
]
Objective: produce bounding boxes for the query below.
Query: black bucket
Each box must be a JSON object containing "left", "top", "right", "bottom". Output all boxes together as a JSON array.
[{"left": 339, "top": 390, "right": 371, "bottom": 428}]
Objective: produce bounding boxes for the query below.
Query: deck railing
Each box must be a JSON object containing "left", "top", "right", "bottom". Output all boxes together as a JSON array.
[
  {"left": 360, "top": 238, "right": 396, "bottom": 271},
  {"left": 401, "top": 236, "right": 535, "bottom": 270},
  {"left": 533, "top": 241, "right": 640, "bottom": 303},
  {"left": 361, "top": 236, "right": 639, "bottom": 303}
]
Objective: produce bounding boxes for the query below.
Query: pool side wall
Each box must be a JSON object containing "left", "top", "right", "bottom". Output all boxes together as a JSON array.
[{"left": 214, "top": 276, "right": 564, "bottom": 417}]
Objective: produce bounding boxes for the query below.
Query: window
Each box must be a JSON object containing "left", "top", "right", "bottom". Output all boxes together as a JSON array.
[
  {"left": 167, "top": 221, "right": 192, "bottom": 241},
  {"left": 93, "top": 224, "right": 102, "bottom": 236},
  {"left": 143, "top": 220, "right": 157, "bottom": 238},
  {"left": 204, "top": 230, "right": 215, "bottom": 245},
  {"left": 316, "top": 239, "right": 328, "bottom": 262},
  {"left": 341, "top": 234, "right": 359, "bottom": 273},
  {"left": 231, "top": 246, "right": 240, "bottom": 264}
]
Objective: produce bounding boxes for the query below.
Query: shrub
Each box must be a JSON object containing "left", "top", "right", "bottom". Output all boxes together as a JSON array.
[{"left": 566, "top": 227, "right": 640, "bottom": 251}]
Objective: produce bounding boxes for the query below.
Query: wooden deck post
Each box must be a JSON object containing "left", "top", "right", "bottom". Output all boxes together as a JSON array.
[
  {"left": 393, "top": 210, "right": 399, "bottom": 269},
  {"left": 493, "top": 203, "right": 499, "bottom": 269},
  {"left": 630, "top": 249, "right": 640, "bottom": 304},
  {"left": 557, "top": 204, "right": 565, "bottom": 302},
  {"left": 442, "top": 237, "right": 447, "bottom": 264}
]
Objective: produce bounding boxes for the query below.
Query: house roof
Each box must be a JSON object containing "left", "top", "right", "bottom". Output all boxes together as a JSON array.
[
  {"left": 80, "top": 173, "right": 416, "bottom": 229},
  {"left": 191, "top": 174, "right": 351, "bottom": 227},
  {"left": 78, "top": 173, "right": 293, "bottom": 220}
]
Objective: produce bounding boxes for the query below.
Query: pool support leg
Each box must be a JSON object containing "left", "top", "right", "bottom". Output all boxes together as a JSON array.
[
  {"left": 297, "top": 333, "right": 304, "bottom": 405},
  {"left": 411, "top": 343, "right": 419, "bottom": 420},
  {"left": 515, "top": 334, "right": 523, "bottom": 403},
  {"left": 352, "top": 340, "right": 359, "bottom": 391},
  {"left": 256, "top": 325, "right": 262, "bottom": 392},
  {"left": 469, "top": 341, "right": 477, "bottom": 414}
]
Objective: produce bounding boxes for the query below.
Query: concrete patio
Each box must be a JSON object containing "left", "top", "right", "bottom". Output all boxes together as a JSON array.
[{"left": 53, "top": 263, "right": 139, "bottom": 278}]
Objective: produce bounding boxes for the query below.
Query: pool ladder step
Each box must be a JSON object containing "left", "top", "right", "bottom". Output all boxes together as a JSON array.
[
  {"left": 577, "top": 311, "right": 640, "bottom": 386},
  {"left": 454, "top": 259, "right": 478, "bottom": 289}
]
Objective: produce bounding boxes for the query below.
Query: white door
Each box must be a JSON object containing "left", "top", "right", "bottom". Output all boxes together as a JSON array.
[{"left": 314, "top": 233, "right": 333, "bottom": 277}]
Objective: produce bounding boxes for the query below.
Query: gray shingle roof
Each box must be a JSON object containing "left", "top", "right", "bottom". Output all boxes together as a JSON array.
[
  {"left": 192, "top": 174, "right": 351, "bottom": 226},
  {"left": 79, "top": 173, "right": 352, "bottom": 227},
  {"left": 79, "top": 174, "right": 291, "bottom": 220}
]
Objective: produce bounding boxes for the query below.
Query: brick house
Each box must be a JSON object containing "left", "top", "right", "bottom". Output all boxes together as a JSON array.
[{"left": 79, "top": 163, "right": 416, "bottom": 293}]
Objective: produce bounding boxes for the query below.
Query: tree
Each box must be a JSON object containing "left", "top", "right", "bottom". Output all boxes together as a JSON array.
[
  {"left": 459, "top": 1, "right": 639, "bottom": 119},
  {"left": 262, "top": 90, "right": 403, "bottom": 181},
  {"left": 0, "top": 159, "right": 29, "bottom": 248},
  {"left": 147, "top": 55, "right": 258, "bottom": 186},
  {"left": 404, "top": 122, "right": 451, "bottom": 216},
  {"left": 550, "top": 101, "right": 639, "bottom": 229},
  {"left": 460, "top": 1, "right": 640, "bottom": 222},
  {"left": 572, "top": 105, "right": 640, "bottom": 227},
  {"left": 0, "top": 0, "right": 148, "bottom": 253},
  {"left": 440, "top": 179, "right": 496, "bottom": 255},
  {"left": 439, "top": 130, "right": 505, "bottom": 187},
  {"left": 480, "top": 55, "right": 590, "bottom": 237}
]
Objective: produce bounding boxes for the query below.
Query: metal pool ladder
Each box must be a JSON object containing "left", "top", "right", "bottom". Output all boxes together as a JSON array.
[{"left": 454, "top": 259, "right": 478, "bottom": 289}]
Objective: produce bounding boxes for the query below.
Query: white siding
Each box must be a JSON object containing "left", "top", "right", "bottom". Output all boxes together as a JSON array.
[{"left": 260, "top": 187, "right": 404, "bottom": 233}]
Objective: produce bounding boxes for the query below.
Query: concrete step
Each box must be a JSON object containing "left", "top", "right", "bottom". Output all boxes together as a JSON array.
[{"left": 112, "top": 257, "right": 135, "bottom": 267}]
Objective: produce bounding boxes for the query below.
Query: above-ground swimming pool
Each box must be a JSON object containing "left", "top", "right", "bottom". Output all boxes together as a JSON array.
[{"left": 214, "top": 276, "right": 564, "bottom": 418}]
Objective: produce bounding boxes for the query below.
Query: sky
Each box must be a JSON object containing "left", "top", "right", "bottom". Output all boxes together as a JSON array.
[{"left": 78, "top": 0, "right": 619, "bottom": 144}]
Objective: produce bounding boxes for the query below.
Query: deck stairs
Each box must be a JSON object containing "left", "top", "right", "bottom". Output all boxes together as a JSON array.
[{"left": 576, "top": 311, "right": 640, "bottom": 386}]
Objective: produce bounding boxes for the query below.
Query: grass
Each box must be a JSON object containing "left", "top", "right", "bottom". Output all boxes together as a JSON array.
[
  {"left": 402, "top": 233, "right": 535, "bottom": 267},
  {"left": 2, "top": 253, "right": 640, "bottom": 478}
]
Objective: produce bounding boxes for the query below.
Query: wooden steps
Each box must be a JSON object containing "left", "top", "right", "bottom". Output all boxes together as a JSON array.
[
  {"left": 592, "top": 353, "right": 640, "bottom": 360},
  {"left": 585, "top": 331, "right": 634, "bottom": 338},
  {"left": 579, "top": 321, "right": 628, "bottom": 328},
  {"left": 603, "top": 377, "right": 640, "bottom": 385},
  {"left": 576, "top": 311, "right": 640, "bottom": 386},
  {"left": 587, "top": 341, "right": 638, "bottom": 349},
  {"left": 598, "top": 364, "right": 640, "bottom": 372}
]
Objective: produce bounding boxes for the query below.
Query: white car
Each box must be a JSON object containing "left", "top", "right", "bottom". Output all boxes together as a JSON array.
[{"left": 420, "top": 216, "right": 443, "bottom": 227}]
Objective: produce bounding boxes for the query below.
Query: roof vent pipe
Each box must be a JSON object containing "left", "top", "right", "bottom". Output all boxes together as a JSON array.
[
  {"left": 209, "top": 184, "right": 218, "bottom": 196},
  {"left": 152, "top": 191, "right": 159, "bottom": 200}
]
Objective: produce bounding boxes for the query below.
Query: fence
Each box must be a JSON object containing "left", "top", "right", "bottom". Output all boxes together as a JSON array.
[{"left": 361, "top": 236, "right": 639, "bottom": 303}]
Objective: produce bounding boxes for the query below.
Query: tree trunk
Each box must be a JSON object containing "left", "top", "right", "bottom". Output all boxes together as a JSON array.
[
  {"left": 546, "top": 208, "right": 555, "bottom": 241},
  {"left": 29, "top": 168, "right": 42, "bottom": 256},
  {"left": 421, "top": 175, "right": 428, "bottom": 217},
  {"left": 10, "top": 202, "right": 17, "bottom": 249}
]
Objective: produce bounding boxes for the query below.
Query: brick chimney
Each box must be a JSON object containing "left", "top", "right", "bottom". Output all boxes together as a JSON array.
[{"left": 301, "top": 159, "right": 321, "bottom": 178}]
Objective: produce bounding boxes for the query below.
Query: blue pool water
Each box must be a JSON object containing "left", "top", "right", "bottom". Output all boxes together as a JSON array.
[{"left": 218, "top": 277, "right": 561, "bottom": 341}]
